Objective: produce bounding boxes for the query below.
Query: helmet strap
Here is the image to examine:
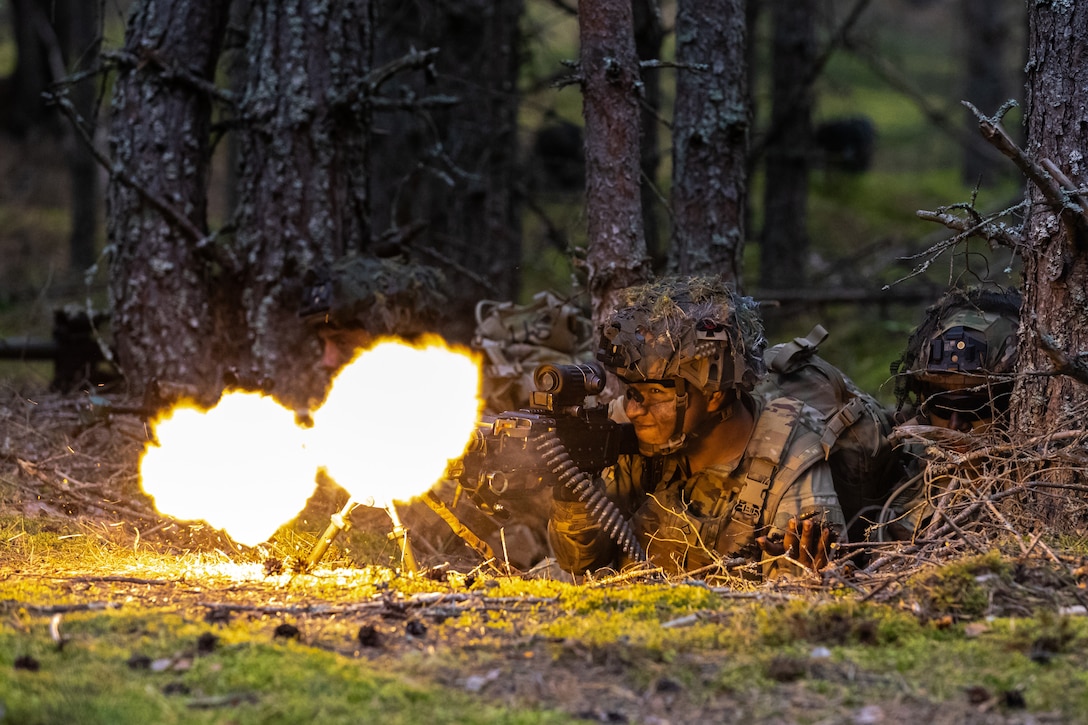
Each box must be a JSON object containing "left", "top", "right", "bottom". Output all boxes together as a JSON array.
[
  {"left": 636, "top": 381, "right": 741, "bottom": 457},
  {"left": 684, "top": 389, "right": 737, "bottom": 445}
]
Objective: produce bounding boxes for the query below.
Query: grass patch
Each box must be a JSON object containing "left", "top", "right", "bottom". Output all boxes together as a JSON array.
[{"left": 4, "top": 518, "right": 1088, "bottom": 722}]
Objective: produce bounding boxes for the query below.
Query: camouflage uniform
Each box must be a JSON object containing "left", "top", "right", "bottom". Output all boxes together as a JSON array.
[
  {"left": 551, "top": 395, "right": 841, "bottom": 577},
  {"left": 548, "top": 277, "right": 844, "bottom": 578}
]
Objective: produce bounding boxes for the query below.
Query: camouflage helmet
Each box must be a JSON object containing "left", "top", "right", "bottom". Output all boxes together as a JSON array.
[
  {"left": 299, "top": 255, "right": 448, "bottom": 337},
  {"left": 597, "top": 276, "right": 766, "bottom": 393},
  {"left": 892, "top": 286, "right": 1020, "bottom": 410}
]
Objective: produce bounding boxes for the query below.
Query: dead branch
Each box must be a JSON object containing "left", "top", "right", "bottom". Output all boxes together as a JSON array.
[
  {"left": 101, "top": 49, "right": 235, "bottom": 105},
  {"left": 49, "top": 93, "right": 207, "bottom": 246},
  {"left": 336, "top": 46, "right": 441, "bottom": 109},
  {"left": 913, "top": 203, "right": 1022, "bottom": 249},
  {"left": 964, "top": 100, "right": 1088, "bottom": 233},
  {"left": 752, "top": 286, "right": 939, "bottom": 306},
  {"left": 68, "top": 575, "right": 176, "bottom": 585},
  {"left": 14, "top": 601, "right": 124, "bottom": 615},
  {"left": 196, "top": 592, "right": 559, "bottom": 618},
  {"left": 855, "top": 407, "right": 1088, "bottom": 606}
]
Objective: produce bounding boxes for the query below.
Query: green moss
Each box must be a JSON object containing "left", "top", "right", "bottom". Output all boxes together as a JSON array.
[
  {"left": 0, "top": 615, "right": 570, "bottom": 725},
  {"left": 756, "top": 598, "right": 920, "bottom": 648},
  {"left": 905, "top": 551, "right": 1014, "bottom": 621}
]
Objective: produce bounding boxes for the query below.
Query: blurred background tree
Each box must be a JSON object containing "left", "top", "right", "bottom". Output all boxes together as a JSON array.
[{"left": 0, "top": 0, "right": 1030, "bottom": 404}]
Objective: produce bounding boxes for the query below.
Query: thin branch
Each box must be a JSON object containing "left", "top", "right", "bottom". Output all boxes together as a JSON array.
[
  {"left": 963, "top": 100, "right": 1088, "bottom": 233},
  {"left": 49, "top": 92, "right": 207, "bottom": 246},
  {"left": 336, "top": 46, "right": 441, "bottom": 108},
  {"left": 914, "top": 204, "right": 1022, "bottom": 249},
  {"left": 101, "top": 49, "right": 235, "bottom": 105}
]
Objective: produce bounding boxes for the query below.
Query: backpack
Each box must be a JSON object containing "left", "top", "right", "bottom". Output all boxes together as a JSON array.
[
  {"left": 753, "top": 325, "right": 900, "bottom": 541},
  {"left": 472, "top": 291, "right": 595, "bottom": 413}
]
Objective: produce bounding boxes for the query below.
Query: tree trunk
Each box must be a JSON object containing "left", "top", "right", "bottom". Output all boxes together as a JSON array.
[
  {"left": 669, "top": 0, "right": 748, "bottom": 285},
  {"left": 759, "top": 0, "right": 815, "bottom": 291},
  {"left": 6, "top": 0, "right": 57, "bottom": 135},
  {"left": 633, "top": 0, "right": 665, "bottom": 270},
  {"left": 579, "top": 0, "right": 652, "bottom": 331},
  {"left": 369, "top": 0, "right": 523, "bottom": 343},
  {"left": 960, "top": 0, "right": 1014, "bottom": 186},
  {"left": 106, "top": 0, "right": 231, "bottom": 398},
  {"left": 232, "top": 0, "right": 372, "bottom": 409},
  {"left": 63, "top": 0, "right": 101, "bottom": 273},
  {"left": 1012, "top": 1, "right": 1088, "bottom": 508}
]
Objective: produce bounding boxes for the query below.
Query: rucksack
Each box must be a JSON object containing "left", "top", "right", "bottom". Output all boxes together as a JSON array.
[
  {"left": 472, "top": 291, "right": 595, "bottom": 413},
  {"left": 753, "top": 325, "right": 900, "bottom": 541}
]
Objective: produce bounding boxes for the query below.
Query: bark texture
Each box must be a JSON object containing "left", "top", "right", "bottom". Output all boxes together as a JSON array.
[
  {"left": 1013, "top": 1, "right": 1088, "bottom": 495},
  {"left": 233, "top": 0, "right": 372, "bottom": 408},
  {"left": 106, "top": 0, "right": 231, "bottom": 397},
  {"left": 579, "top": 0, "right": 651, "bottom": 329},
  {"left": 669, "top": 0, "right": 747, "bottom": 284}
]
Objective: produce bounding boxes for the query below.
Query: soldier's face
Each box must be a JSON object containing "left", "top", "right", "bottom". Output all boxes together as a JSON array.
[
  {"left": 317, "top": 326, "right": 373, "bottom": 370},
  {"left": 624, "top": 382, "right": 710, "bottom": 446},
  {"left": 623, "top": 382, "right": 679, "bottom": 446},
  {"left": 921, "top": 388, "right": 995, "bottom": 434}
]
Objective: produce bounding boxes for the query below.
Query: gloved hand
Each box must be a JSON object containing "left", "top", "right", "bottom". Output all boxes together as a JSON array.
[{"left": 756, "top": 514, "right": 838, "bottom": 571}]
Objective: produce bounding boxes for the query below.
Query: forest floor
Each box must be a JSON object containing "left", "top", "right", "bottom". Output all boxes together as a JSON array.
[{"left": 3, "top": 386, "right": 1088, "bottom": 724}]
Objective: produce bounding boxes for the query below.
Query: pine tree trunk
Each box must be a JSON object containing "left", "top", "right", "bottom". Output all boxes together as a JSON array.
[
  {"left": 64, "top": 0, "right": 101, "bottom": 273},
  {"left": 669, "top": 0, "right": 748, "bottom": 284},
  {"left": 233, "top": 0, "right": 372, "bottom": 408},
  {"left": 960, "top": 0, "right": 1015, "bottom": 186},
  {"left": 1012, "top": 1, "right": 1088, "bottom": 507},
  {"left": 633, "top": 0, "right": 665, "bottom": 268},
  {"left": 759, "top": 0, "right": 815, "bottom": 291},
  {"left": 106, "top": 0, "right": 231, "bottom": 398},
  {"left": 580, "top": 0, "right": 651, "bottom": 328}
]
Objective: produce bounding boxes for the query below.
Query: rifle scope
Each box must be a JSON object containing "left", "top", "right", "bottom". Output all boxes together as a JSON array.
[{"left": 532, "top": 361, "right": 606, "bottom": 408}]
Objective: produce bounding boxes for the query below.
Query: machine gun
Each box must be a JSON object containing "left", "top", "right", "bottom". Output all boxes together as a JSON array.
[
  {"left": 302, "top": 361, "right": 646, "bottom": 570},
  {"left": 449, "top": 361, "right": 645, "bottom": 560}
]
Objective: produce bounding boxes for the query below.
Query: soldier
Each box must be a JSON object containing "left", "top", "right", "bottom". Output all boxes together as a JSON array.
[
  {"left": 299, "top": 254, "right": 449, "bottom": 369},
  {"left": 548, "top": 276, "right": 845, "bottom": 579},
  {"left": 883, "top": 286, "right": 1021, "bottom": 539},
  {"left": 300, "top": 254, "right": 561, "bottom": 571},
  {"left": 891, "top": 286, "right": 1020, "bottom": 433}
]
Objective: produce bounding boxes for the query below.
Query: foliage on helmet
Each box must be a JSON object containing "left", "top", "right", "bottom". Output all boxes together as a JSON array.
[
  {"left": 299, "top": 255, "right": 448, "bottom": 337},
  {"left": 597, "top": 276, "right": 766, "bottom": 392},
  {"left": 890, "top": 286, "right": 1020, "bottom": 410}
]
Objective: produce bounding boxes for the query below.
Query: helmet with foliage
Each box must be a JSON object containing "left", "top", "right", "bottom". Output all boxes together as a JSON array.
[
  {"left": 299, "top": 255, "right": 448, "bottom": 338},
  {"left": 891, "top": 286, "right": 1020, "bottom": 412},
  {"left": 596, "top": 276, "right": 766, "bottom": 456},
  {"left": 597, "top": 275, "right": 766, "bottom": 393}
]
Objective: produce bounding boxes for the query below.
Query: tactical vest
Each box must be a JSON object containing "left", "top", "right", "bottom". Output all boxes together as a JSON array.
[
  {"left": 630, "top": 396, "right": 827, "bottom": 573},
  {"left": 756, "top": 325, "right": 899, "bottom": 542}
]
